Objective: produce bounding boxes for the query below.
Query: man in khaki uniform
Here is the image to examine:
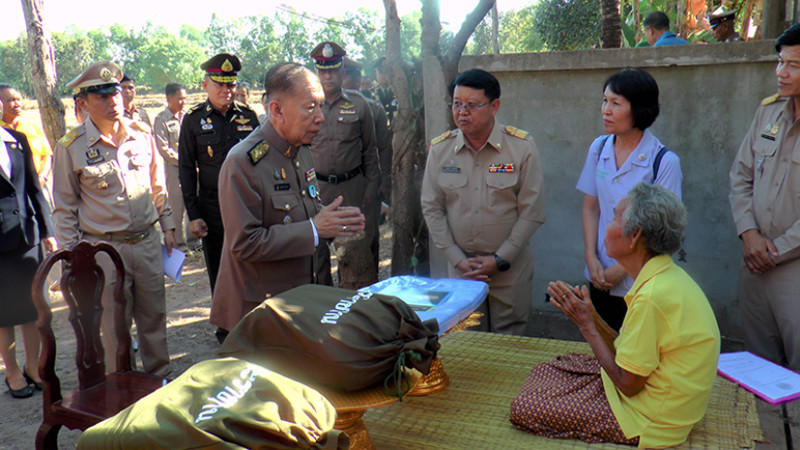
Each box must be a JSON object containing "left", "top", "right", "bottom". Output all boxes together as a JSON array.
[
  {"left": 121, "top": 74, "right": 151, "bottom": 128},
  {"left": 421, "top": 69, "right": 545, "bottom": 335},
  {"left": 52, "top": 61, "right": 176, "bottom": 376},
  {"left": 211, "top": 63, "right": 365, "bottom": 335},
  {"left": 309, "top": 42, "right": 380, "bottom": 284},
  {"left": 729, "top": 23, "right": 800, "bottom": 371},
  {"left": 152, "top": 82, "right": 196, "bottom": 251}
]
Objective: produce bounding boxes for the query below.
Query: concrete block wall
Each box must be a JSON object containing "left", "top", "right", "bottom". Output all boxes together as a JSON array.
[{"left": 426, "top": 41, "right": 778, "bottom": 346}]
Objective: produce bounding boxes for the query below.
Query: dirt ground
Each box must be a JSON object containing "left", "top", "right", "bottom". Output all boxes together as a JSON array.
[{"left": 0, "top": 220, "right": 392, "bottom": 449}]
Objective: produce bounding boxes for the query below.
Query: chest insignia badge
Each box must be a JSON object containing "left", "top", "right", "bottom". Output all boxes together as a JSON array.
[
  {"left": 309, "top": 184, "right": 318, "bottom": 199},
  {"left": 86, "top": 149, "right": 104, "bottom": 164},
  {"left": 283, "top": 215, "right": 292, "bottom": 224},
  {"left": 234, "top": 116, "right": 250, "bottom": 125},
  {"left": 201, "top": 118, "right": 213, "bottom": 131},
  {"left": 770, "top": 123, "right": 780, "bottom": 134},
  {"left": 306, "top": 168, "right": 316, "bottom": 182}
]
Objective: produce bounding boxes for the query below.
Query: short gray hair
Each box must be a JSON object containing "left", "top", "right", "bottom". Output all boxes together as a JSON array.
[{"left": 622, "top": 183, "right": 686, "bottom": 256}]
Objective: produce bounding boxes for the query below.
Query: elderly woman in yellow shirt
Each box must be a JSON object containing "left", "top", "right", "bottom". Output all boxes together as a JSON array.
[{"left": 511, "top": 183, "right": 720, "bottom": 449}]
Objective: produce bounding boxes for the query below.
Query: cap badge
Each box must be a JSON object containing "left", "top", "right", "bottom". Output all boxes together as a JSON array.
[
  {"left": 221, "top": 59, "right": 234, "bottom": 72},
  {"left": 323, "top": 43, "right": 333, "bottom": 58},
  {"left": 100, "top": 67, "right": 112, "bottom": 82}
]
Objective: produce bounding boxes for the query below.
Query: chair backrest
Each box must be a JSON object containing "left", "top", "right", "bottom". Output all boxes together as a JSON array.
[{"left": 32, "top": 240, "right": 129, "bottom": 400}]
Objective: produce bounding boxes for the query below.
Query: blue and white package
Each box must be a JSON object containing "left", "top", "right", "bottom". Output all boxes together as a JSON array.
[{"left": 362, "top": 276, "right": 488, "bottom": 334}]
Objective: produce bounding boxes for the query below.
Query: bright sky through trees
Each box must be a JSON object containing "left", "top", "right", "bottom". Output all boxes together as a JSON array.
[{"left": 2, "top": 0, "right": 532, "bottom": 41}]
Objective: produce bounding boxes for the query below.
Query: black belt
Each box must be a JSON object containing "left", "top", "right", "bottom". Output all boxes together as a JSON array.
[{"left": 317, "top": 167, "right": 362, "bottom": 185}]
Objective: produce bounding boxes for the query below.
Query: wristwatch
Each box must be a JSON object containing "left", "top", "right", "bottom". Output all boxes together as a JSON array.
[{"left": 494, "top": 254, "right": 511, "bottom": 272}]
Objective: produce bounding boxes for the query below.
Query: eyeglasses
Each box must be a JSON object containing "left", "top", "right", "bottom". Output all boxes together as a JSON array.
[{"left": 449, "top": 102, "right": 490, "bottom": 113}]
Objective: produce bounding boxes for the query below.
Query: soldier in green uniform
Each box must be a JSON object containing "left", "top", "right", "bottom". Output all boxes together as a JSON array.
[{"left": 179, "top": 54, "right": 258, "bottom": 340}]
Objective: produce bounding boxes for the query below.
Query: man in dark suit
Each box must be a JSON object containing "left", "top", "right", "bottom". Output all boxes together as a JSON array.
[{"left": 0, "top": 102, "right": 56, "bottom": 397}]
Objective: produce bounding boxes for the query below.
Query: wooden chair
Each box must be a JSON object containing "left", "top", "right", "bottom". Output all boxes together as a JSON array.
[{"left": 31, "top": 240, "right": 166, "bottom": 450}]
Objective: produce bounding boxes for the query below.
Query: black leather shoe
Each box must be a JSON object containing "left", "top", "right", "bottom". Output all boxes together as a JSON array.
[
  {"left": 5, "top": 377, "right": 33, "bottom": 398},
  {"left": 23, "top": 367, "right": 43, "bottom": 390}
]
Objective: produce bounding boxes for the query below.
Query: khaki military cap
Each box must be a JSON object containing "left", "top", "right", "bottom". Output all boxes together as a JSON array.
[
  {"left": 201, "top": 53, "right": 241, "bottom": 84},
  {"left": 708, "top": 6, "right": 736, "bottom": 29},
  {"left": 66, "top": 61, "right": 123, "bottom": 95},
  {"left": 311, "top": 42, "right": 346, "bottom": 70}
]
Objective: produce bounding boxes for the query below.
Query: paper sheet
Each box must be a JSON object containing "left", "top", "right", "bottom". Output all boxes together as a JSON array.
[
  {"left": 717, "top": 351, "right": 800, "bottom": 404},
  {"left": 162, "top": 245, "right": 185, "bottom": 282}
]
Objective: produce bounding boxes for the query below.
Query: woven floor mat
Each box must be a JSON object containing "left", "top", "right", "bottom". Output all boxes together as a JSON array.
[{"left": 363, "top": 331, "right": 764, "bottom": 449}]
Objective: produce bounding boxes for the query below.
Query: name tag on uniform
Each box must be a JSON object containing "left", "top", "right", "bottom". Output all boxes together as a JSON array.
[
  {"left": 274, "top": 183, "right": 291, "bottom": 191},
  {"left": 760, "top": 133, "right": 776, "bottom": 141},
  {"left": 442, "top": 167, "right": 460, "bottom": 173}
]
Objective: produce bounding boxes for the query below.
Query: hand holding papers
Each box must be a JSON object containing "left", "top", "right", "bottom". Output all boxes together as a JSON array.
[{"left": 162, "top": 245, "right": 185, "bottom": 282}]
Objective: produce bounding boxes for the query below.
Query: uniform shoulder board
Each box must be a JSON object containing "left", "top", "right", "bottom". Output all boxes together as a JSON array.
[
  {"left": 234, "top": 100, "right": 254, "bottom": 111},
  {"left": 188, "top": 103, "right": 205, "bottom": 114},
  {"left": 504, "top": 125, "right": 529, "bottom": 140},
  {"left": 761, "top": 93, "right": 782, "bottom": 106},
  {"left": 59, "top": 126, "right": 82, "bottom": 147},
  {"left": 248, "top": 140, "right": 269, "bottom": 165},
  {"left": 131, "top": 120, "right": 151, "bottom": 134},
  {"left": 431, "top": 130, "right": 453, "bottom": 146}
]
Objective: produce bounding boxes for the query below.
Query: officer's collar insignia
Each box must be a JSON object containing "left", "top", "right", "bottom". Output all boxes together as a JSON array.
[
  {"left": 770, "top": 123, "right": 780, "bottom": 134},
  {"left": 206, "top": 104, "right": 212, "bottom": 112},
  {"left": 86, "top": 149, "right": 103, "bottom": 164},
  {"left": 8, "top": 142, "right": 18, "bottom": 150},
  {"left": 221, "top": 59, "right": 234, "bottom": 72},
  {"left": 248, "top": 140, "right": 269, "bottom": 165},
  {"left": 234, "top": 116, "right": 250, "bottom": 125}
]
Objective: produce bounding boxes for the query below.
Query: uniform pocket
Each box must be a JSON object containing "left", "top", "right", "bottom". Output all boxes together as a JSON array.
[
  {"left": 437, "top": 172, "right": 467, "bottom": 191},
  {"left": 486, "top": 172, "right": 519, "bottom": 190},
  {"left": 335, "top": 114, "right": 360, "bottom": 141}
]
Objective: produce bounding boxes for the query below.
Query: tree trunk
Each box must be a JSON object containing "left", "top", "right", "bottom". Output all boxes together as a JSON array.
[
  {"left": 384, "top": 0, "right": 426, "bottom": 276},
  {"left": 20, "top": 0, "right": 65, "bottom": 147},
  {"left": 492, "top": 3, "right": 500, "bottom": 54},
  {"left": 600, "top": 0, "right": 622, "bottom": 48}
]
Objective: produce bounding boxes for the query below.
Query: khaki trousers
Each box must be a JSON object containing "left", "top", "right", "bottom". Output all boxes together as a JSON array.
[
  {"left": 447, "top": 247, "right": 534, "bottom": 336},
  {"left": 739, "top": 257, "right": 800, "bottom": 370},
  {"left": 86, "top": 230, "right": 171, "bottom": 377}
]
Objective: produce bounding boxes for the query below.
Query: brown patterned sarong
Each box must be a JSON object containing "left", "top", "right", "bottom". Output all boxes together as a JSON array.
[{"left": 509, "top": 352, "right": 639, "bottom": 446}]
